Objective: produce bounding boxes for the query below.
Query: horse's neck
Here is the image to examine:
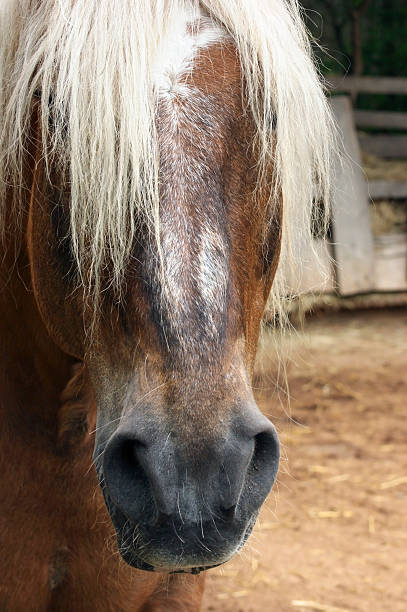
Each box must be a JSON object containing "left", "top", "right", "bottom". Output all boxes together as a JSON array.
[{"left": 0, "top": 221, "right": 75, "bottom": 440}]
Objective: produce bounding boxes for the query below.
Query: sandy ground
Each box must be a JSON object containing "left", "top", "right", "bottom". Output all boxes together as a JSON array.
[{"left": 202, "top": 308, "right": 407, "bottom": 612}]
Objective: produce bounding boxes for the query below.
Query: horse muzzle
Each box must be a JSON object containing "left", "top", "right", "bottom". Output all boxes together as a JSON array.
[{"left": 96, "top": 402, "right": 280, "bottom": 573}]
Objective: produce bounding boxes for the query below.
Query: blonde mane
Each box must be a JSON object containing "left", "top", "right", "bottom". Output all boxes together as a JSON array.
[{"left": 0, "top": 0, "right": 334, "bottom": 310}]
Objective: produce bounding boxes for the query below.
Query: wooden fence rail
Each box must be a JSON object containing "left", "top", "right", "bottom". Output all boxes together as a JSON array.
[
  {"left": 368, "top": 180, "right": 407, "bottom": 200},
  {"left": 354, "top": 110, "right": 407, "bottom": 130},
  {"left": 358, "top": 134, "right": 407, "bottom": 159},
  {"left": 328, "top": 76, "right": 407, "bottom": 95},
  {"left": 329, "top": 75, "right": 407, "bottom": 161}
]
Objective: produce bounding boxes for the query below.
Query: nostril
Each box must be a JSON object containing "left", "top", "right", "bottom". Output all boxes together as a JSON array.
[
  {"left": 103, "top": 434, "right": 155, "bottom": 521},
  {"left": 120, "top": 438, "right": 141, "bottom": 468},
  {"left": 222, "top": 423, "right": 280, "bottom": 517},
  {"left": 242, "top": 426, "right": 280, "bottom": 508},
  {"left": 114, "top": 438, "right": 149, "bottom": 485},
  {"left": 252, "top": 429, "right": 280, "bottom": 471}
]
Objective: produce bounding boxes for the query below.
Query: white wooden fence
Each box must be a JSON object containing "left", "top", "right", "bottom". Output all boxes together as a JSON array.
[{"left": 293, "top": 77, "right": 407, "bottom": 296}]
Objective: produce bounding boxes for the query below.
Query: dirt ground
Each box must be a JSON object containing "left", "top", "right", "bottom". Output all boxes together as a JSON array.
[{"left": 203, "top": 308, "right": 407, "bottom": 612}]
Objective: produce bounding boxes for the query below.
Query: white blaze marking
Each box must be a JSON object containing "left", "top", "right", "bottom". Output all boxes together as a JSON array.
[
  {"left": 153, "top": 8, "right": 229, "bottom": 345},
  {"left": 196, "top": 226, "right": 228, "bottom": 336},
  {"left": 153, "top": 8, "right": 225, "bottom": 98}
]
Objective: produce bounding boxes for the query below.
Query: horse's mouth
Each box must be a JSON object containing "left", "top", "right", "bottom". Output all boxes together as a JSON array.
[
  {"left": 102, "top": 485, "right": 257, "bottom": 574},
  {"left": 116, "top": 525, "right": 254, "bottom": 575}
]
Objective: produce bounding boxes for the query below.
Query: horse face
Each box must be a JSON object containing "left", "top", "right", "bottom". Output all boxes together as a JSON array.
[{"left": 28, "top": 42, "right": 281, "bottom": 573}]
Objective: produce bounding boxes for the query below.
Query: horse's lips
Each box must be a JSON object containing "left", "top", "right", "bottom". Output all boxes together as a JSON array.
[
  {"left": 116, "top": 508, "right": 258, "bottom": 574},
  {"left": 120, "top": 545, "right": 231, "bottom": 574}
]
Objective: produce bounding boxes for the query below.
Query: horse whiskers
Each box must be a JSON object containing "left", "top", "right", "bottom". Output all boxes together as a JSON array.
[
  {"left": 86, "top": 447, "right": 106, "bottom": 476},
  {"left": 125, "top": 382, "right": 167, "bottom": 412},
  {"left": 90, "top": 381, "right": 169, "bottom": 436},
  {"left": 176, "top": 492, "right": 184, "bottom": 525},
  {"left": 199, "top": 511, "right": 204, "bottom": 540},
  {"left": 210, "top": 515, "right": 225, "bottom": 541},
  {"left": 88, "top": 415, "right": 123, "bottom": 437},
  {"left": 172, "top": 518, "right": 186, "bottom": 545},
  {"left": 86, "top": 381, "right": 169, "bottom": 477},
  {"left": 199, "top": 485, "right": 222, "bottom": 523}
]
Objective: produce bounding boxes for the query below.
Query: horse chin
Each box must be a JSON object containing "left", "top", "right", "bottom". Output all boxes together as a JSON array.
[
  {"left": 118, "top": 546, "right": 223, "bottom": 575},
  {"left": 117, "top": 536, "right": 241, "bottom": 575}
]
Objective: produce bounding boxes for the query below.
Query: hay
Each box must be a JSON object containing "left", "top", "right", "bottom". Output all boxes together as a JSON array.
[
  {"left": 380, "top": 475, "right": 407, "bottom": 489},
  {"left": 371, "top": 200, "right": 407, "bottom": 235},
  {"left": 363, "top": 153, "right": 407, "bottom": 234},
  {"left": 292, "top": 601, "right": 350, "bottom": 612},
  {"left": 307, "top": 509, "right": 353, "bottom": 519},
  {"left": 326, "top": 474, "right": 350, "bottom": 483},
  {"left": 363, "top": 153, "right": 407, "bottom": 181}
]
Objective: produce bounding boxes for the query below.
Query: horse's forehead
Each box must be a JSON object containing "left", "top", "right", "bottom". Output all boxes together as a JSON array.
[{"left": 153, "top": 9, "right": 240, "bottom": 101}]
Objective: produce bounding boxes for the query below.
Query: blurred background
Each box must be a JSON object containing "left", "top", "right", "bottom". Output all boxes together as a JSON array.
[
  {"left": 304, "top": 0, "right": 407, "bottom": 89},
  {"left": 204, "top": 3, "right": 407, "bottom": 611}
]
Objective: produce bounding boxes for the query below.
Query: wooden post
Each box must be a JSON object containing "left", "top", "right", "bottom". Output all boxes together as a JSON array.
[
  {"left": 330, "top": 96, "right": 375, "bottom": 294},
  {"left": 328, "top": 76, "right": 407, "bottom": 95}
]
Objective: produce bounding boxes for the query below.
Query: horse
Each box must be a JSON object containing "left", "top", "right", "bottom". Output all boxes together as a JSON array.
[{"left": 0, "top": 1, "right": 333, "bottom": 610}]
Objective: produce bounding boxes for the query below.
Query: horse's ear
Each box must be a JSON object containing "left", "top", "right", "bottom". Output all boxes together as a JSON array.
[{"left": 27, "top": 120, "right": 85, "bottom": 360}]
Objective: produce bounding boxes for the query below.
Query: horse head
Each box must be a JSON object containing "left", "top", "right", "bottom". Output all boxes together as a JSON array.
[{"left": 2, "top": 0, "right": 332, "bottom": 576}]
